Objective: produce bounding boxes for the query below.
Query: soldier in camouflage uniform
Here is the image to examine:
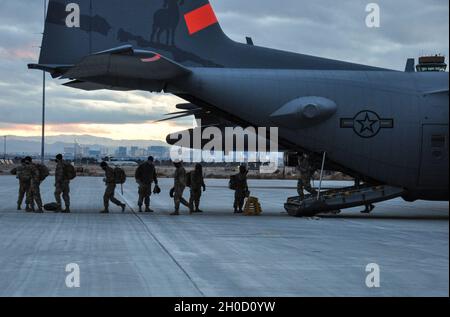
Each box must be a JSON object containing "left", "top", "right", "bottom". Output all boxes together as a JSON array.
[
  {"left": 100, "top": 162, "right": 126, "bottom": 214},
  {"left": 11, "top": 159, "right": 30, "bottom": 211},
  {"left": 170, "top": 160, "right": 189, "bottom": 216},
  {"left": 297, "top": 154, "right": 317, "bottom": 200},
  {"left": 233, "top": 165, "right": 249, "bottom": 214},
  {"left": 54, "top": 154, "right": 71, "bottom": 213},
  {"left": 188, "top": 163, "right": 206, "bottom": 213},
  {"left": 26, "top": 157, "right": 44, "bottom": 213},
  {"left": 135, "top": 156, "right": 158, "bottom": 213}
]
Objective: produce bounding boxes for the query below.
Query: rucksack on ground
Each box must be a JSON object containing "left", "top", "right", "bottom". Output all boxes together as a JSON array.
[
  {"left": 44, "top": 202, "right": 59, "bottom": 211},
  {"left": 36, "top": 164, "right": 50, "bottom": 182},
  {"left": 63, "top": 163, "right": 77, "bottom": 180},
  {"left": 114, "top": 167, "right": 127, "bottom": 185}
]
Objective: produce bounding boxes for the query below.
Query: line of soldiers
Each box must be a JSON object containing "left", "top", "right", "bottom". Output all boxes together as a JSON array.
[{"left": 11, "top": 155, "right": 251, "bottom": 215}]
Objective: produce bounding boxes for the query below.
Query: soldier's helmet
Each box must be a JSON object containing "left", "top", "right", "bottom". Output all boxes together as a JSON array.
[
  {"left": 195, "top": 163, "right": 202, "bottom": 173},
  {"left": 100, "top": 161, "right": 108, "bottom": 169},
  {"left": 56, "top": 154, "right": 63, "bottom": 161},
  {"left": 239, "top": 165, "right": 247, "bottom": 174},
  {"left": 24, "top": 156, "right": 32, "bottom": 163},
  {"left": 172, "top": 159, "right": 183, "bottom": 167}
]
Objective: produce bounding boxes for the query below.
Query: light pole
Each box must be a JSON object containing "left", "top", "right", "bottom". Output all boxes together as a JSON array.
[
  {"left": 3, "top": 136, "right": 6, "bottom": 160},
  {"left": 41, "top": 0, "right": 47, "bottom": 164}
]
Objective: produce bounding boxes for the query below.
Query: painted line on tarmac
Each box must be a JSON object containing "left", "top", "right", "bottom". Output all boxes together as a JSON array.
[{"left": 118, "top": 191, "right": 206, "bottom": 297}]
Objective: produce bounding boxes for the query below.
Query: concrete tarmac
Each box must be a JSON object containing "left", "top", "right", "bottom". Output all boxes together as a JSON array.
[{"left": 0, "top": 176, "right": 448, "bottom": 297}]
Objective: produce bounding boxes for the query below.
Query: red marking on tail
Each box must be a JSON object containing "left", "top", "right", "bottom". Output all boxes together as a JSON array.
[
  {"left": 141, "top": 54, "right": 161, "bottom": 63},
  {"left": 184, "top": 3, "right": 218, "bottom": 35}
]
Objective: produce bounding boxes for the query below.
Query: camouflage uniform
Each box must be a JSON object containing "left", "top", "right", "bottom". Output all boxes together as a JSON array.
[
  {"left": 12, "top": 163, "right": 31, "bottom": 210},
  {"left": 297, "top": 157, "right": 317, "bottom": 200},
  {"left": 135, "top": 161, "right": 158, "bottom": 211},
  {"left": 103, "top": 166, "right": 124, "bottom": 210},
  {"left": 188, "top": 168, "right": 206, "bottom": 213},
  {"left": 29, "top": 163, "right": 43, "bottom": 212},
  {"left": 233, "top": 172, "right": 248, "bottom": 212},
  {"left": 173, "top": 165, "right": 189, "bottom": 213},
  {"left": 55, "top": 160, "right": 71, "bottom": 211}
]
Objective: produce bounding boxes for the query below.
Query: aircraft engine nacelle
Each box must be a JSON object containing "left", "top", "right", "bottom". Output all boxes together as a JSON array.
[{"left": 270, "top": 96, "right": 337, "bottom": 128}]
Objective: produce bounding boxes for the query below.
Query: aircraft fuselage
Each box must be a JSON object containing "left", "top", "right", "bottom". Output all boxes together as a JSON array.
[{"left": 169, "top": 69, "right": 449, "bottom": 200}]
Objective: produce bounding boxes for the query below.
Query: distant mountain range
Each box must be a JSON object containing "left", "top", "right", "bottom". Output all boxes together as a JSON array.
[{"left": 3, "top": 135, "right": 168, "bottom": 155}]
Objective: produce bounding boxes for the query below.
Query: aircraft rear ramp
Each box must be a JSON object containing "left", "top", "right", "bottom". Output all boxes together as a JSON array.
[{"left": 285, "top": 185, "right": 406, "bottom": 217}]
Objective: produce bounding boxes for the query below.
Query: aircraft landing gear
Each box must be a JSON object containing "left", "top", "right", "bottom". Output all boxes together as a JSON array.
[{"left": 360, "top": 204, "right": 375, "bottom": 214}]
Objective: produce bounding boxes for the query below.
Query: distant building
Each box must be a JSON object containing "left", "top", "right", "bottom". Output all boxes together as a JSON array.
[
  {"left": 130, "top": 146, "right": 139, "bottom": 157},
  {"left": 64, "top": 147, "right": 75, "bottom": 159},
  {"left": 88, "top": 150, "right": 101, "bottom": 158},
  {"left": 115, "top": 146, "right": 127, "bottom": 158},
  {"left": 148, "top": 146, "right": 170, "bottom": 160}
]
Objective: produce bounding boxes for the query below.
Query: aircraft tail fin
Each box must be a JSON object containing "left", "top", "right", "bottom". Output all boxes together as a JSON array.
[
  {"left": 39, "top": 0, "right": 228, "bottom": 67},
  {"left": 37, "top": 0, "right": 387, "bottom": 72}
]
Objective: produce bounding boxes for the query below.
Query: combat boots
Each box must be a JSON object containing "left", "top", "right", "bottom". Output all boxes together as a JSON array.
[
  {"left": 25, "top": 205, "right": 32, "bottom": 212},
  {"left": 62, "top": 207, "right": 71, "bottom": 213},
  {"left": 34, "top": 207, "right": 44, "bottom": 214},
  {"left": 17, "top": 204, "right": 21, "bottom": 211},
  {"left": 100, "top": 209, "right": 109, "bottom": 214},
  {"left": 138, "top": 205, "right": 143, "bottom": 213},
  {"left": 145, "top": 206, "right": 154, "bottom": 213}
]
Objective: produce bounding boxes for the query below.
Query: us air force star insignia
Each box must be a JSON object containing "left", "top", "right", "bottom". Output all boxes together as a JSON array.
[{"left": 340, "top": 110, "right": 394, "bottom": 138}]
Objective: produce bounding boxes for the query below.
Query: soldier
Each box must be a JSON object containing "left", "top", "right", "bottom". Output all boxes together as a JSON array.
[
  {"left": 54, "top": 154, "right": 71, "bottom": 213},
  {"left": 170, "top": 160, "right": 189, "bottom": 216},
  {"left": 11, "top": 159, "right": 30, "bottom": 211},
  {"left": 135, "top": 156, "right": 159, "bottom": 213},
  {"left": 233, "top": 165, "right": 249, "bottom": 214},
  {"left": 297, "top": 154, "right": 318, "bottom": 200},
  {"left": 100, "top": 162, "right": 126, "bottom": 214},
  {"left": 188, "top": 163, "right": 206, "bottom": 213},
  {"left": 26, "top": 157, "right": 44, "bottom": 213}
]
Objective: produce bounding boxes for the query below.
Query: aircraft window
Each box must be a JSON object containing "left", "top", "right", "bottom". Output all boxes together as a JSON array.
[{"left": 431, "top": 135, "right": 446, "bottom": 148}]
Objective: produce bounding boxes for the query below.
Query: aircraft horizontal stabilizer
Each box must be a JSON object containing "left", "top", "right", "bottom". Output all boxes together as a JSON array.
[
  {"left": 27, "top": 63, "right": 73, "bottom": 78},
  {"left": 61, "top": 46, "right": 191, "bottom": 81},
  {"left": 63, "top": 80, "right": 133, "bottom": 91}
]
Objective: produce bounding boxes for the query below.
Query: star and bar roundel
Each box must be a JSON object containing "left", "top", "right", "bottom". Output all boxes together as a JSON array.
[{"left": 340, "top": 110, "right": 394, "bottom": 138}]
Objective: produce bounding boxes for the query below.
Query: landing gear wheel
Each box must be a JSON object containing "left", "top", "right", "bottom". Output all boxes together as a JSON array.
[{"left": 360, "top": 204, "right": 375, "bottom": 214}]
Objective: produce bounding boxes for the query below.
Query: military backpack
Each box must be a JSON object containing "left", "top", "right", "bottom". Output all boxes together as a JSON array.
[
  {"left": 185, "top": 171, "right": 192, "bottom": 188},
  {"left": 114, "top": 167, "right": 127, "bottom": 185},
  {"left": 63, "top": 163, "right": 77, "bottom": 180},
  {"left": 36, "top": 164, "right": 50, "bottom": 181},
  {"left": 229, "top": 174, "right": 237, "bottom": 190}
]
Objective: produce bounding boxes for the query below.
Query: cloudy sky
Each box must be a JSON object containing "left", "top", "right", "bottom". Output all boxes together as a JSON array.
[{"left": 0, "top": 0, "right": 448, "bottom": 140}]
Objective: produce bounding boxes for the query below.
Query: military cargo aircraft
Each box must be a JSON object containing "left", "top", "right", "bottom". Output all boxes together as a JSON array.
[{"left": 29, "top": 0, "right": 448, "bottom": 216}]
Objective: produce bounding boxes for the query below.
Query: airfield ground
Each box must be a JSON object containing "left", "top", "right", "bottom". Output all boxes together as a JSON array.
[{"left": 0, "top": 176, "right": 448, "bottom": 296}]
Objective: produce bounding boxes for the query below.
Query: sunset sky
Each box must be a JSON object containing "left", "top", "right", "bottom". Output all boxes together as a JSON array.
[{"left": 0, "top": 0, "right": 448, "bottom": 141}]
